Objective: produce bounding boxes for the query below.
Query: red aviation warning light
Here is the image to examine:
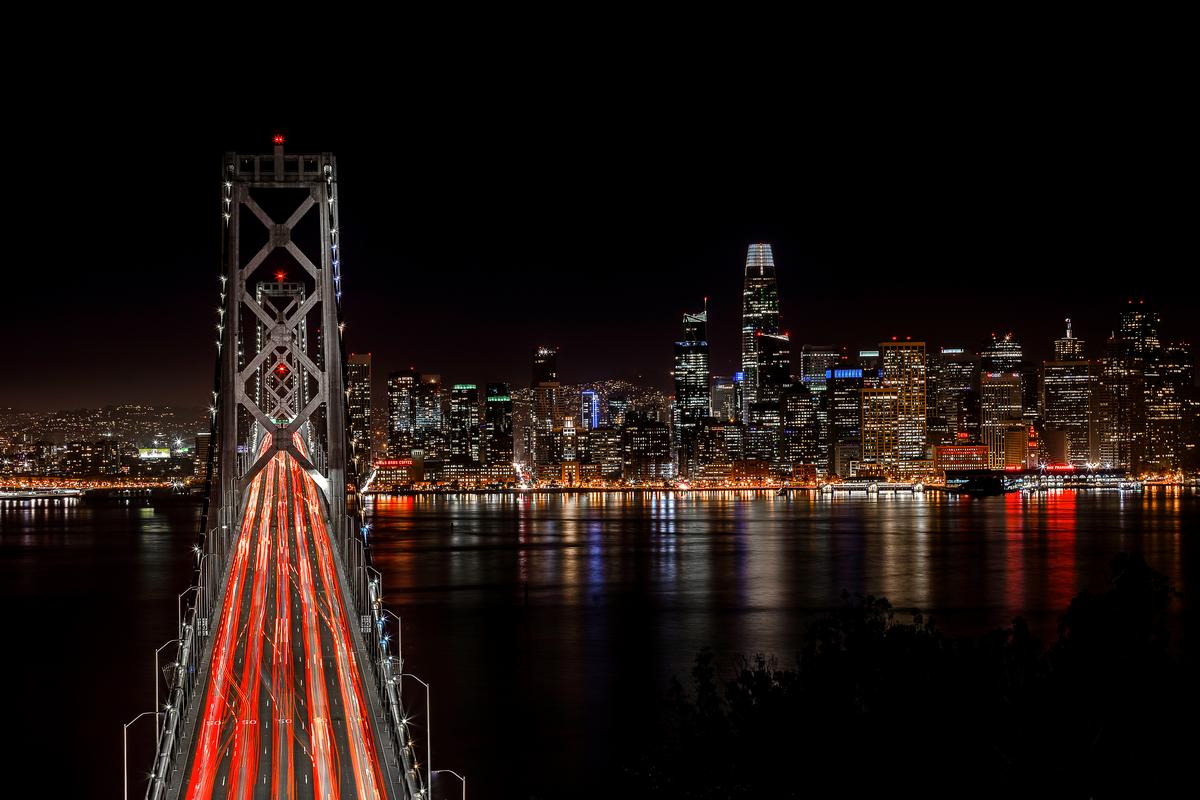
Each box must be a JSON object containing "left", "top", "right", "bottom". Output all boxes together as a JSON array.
[
  {"left": 275, "top": 363, "right": 289, "bottom": 377},
  {"left": 272, "top": 133, "right": 285, "bottom": 145},
  {"left": 274, "top": 269, "right": 287, "bottom": 282}
]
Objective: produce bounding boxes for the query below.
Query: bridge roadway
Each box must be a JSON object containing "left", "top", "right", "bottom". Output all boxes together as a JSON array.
[{"left": 179, "top": 435, "right": 396, "bottom": 799}]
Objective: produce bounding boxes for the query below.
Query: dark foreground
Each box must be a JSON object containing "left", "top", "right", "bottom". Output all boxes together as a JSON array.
[{"left": 627, "top": 552, "right": 1195, "bottom": 798}]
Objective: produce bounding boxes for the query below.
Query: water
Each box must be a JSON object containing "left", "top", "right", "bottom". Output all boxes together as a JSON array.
[{"left": 1, "top": 489, "right": 1195, "bottom": 798}]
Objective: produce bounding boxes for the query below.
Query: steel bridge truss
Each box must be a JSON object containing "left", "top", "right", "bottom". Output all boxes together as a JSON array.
[{"left": 140, "top": 143, "right": 428, "bottom": 800}]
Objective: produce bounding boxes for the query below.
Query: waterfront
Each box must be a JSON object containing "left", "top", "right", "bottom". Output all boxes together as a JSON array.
[{"left": 1, "top": 488, "right": 1195, "bottom": 798}]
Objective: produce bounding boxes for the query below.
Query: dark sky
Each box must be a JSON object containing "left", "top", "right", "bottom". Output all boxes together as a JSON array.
[{"left": 5, "top": 62, "right": 1193, "bottom": 411}]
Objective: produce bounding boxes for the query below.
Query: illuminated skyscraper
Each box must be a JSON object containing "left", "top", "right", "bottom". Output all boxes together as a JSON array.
[
  {"left": 928, "top": 347, "right": 977, "bottom": 443},
  {"left": 880, "top": 340, "right": 927, "bottom": 464},
  {"left": 622, "top": 419, "right": 673, "bottom": 482},
  {"left": 580, "top": 390, "right": 601, "bottom": 431},
  {"left": 980, "top": 332, "right": 1023, "bottom": 374},
  {"left": 860, "top": 387, "right": 899, "bottom": 474},
  {"left": 754, "top": 333, "right": 791, "bottom": 405},
  {"left": 740, "top": 244, "right": 781, "bottom": 414},
  {"left": 386, "top": 369, "right": 417, "bottom": 456},
  {"left": 448, "top": 383, "right": 481, "bottom": 462},
  {"left": 415, "top": 374, "right": 444, "bottom": 458},
  {"left": 780, "top": 384, "right": 824, "bottom": 474},
  {"left": 1096, "top": 338, "right": 1145, "bottom": 471},
  {"left": 673, "top": 306, "right": 710, "bottom": 476},
  {"left": 981, "top": 372, "right": 1024, "bottom": 469},
  {"left": 1041, "top": 321, "right": 1093, "bottom": 466},
  {"left": 1054, "top": 319, "right": 1086, "bottom": 361},
  {"left": 827, "top": 367, "right": 863, "bottom": 477},
  {"left": 531, "top": 346, "right": 562, "bottom": 475},
  {"left": 532, "top": 345, "right": 558, "bottom": 386},
  {"left": 482, "top": 383, "right": 514, "bottom": 466},
  {"left": 799, "top": 345, "right": 840, "bottom": 388},
  {"left": 710, "top": 376, "right": 739, "bottom": 422},
  {"left": 1145, "top": 343, "right": 1194, "bottom": 471},
  {"left": 1118, "top": 300, "right": 1161, "bottom": 356},
  {"left": 347, "top": 353, "right": 372, "bottom": 472}
]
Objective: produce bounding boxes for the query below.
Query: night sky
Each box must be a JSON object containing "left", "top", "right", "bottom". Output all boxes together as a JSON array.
[{"left": 6, "top": 73, "right": 1192, "bottom": 411}]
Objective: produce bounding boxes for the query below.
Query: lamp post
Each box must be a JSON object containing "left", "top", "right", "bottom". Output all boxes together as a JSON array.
[
  {"left": 197, "top": 552, "right": 212, "bottom": 620},
  {"left": 432, "top": 769, "right": 466, "bottom": 800},
  {"left": 177, "top": 586, "right": 198, "bottom": 638},
  {"left": 124, "top": 711, "right": 162, "bottom": 800},
  {"left": 401, "top": 673, "right": 431, "bottom": 793},
  {"left": 382, "top": 608, "right": 402, "bottom": 668},
  {"left": 153, "top": 639, "right": 180, "bottom": 711}
]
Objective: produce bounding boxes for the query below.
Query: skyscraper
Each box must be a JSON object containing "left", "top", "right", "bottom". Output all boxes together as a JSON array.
[
  {"left": 1144, "top": 343, "right": 1194, "bottom": 471},
  {"left": 580, "top": 390, "right": 601, "bottom": 431},
  {"left": 980, "top": 332, "right": 1023, "bottom": 374},
  {"left": 448, "top": 384, "right": 481, "bottom": 462},
  {"left": 880, "top": 339, "right": 927, "bottom": 466},
  {"left": 532, "top": 345, "right": 558, "bottom": 386},
  {"left": 415, "top": 374, "right": 444, "bottom": 458},
  {"left": 1118, "top": 300, "right": 1161, "bottom": 356},
  {"left": 780, "top": 384, "right": 824, "bottom": 474},
  {"left": 929, "top": 347, "right": 977, "bottom": 443},
  {"left": 981, "top": 372, "right": 1024, "bottom": 469},
  {"left": 483, "top": 382, "right": 514, "bottom": 466},
  {"left": 1042, "top": 321, "right": 1092, "bottom": 466},
  {"left": 1095, "top": 338, "right": 1145, "bottom": 471},
  {"left": 799, "top": 345, "right": 840, "bottom": 388},
  {"left": 827, "top": 367, "right": 864, "bottom": 477},
  {"left": 1054, "top": 319, "right": 1086, "bottom": 360},
  {"left": 386, "top": 369, "right": 417, "bottom": 457},
  {"left": 347, "top": 353, "right": 372, "bottom": 472},
  {"left": 673, "top": 306, "right": 710, "bottom": 476},
  {"left": 860, "top": 387, "right": 899, "bottom": 474},
  {"left": 531, "top": 346, "right": 562, "bottom": 475},
  {"left": 710, "top": 376, "right": 739, "bottom": 422},
  {"left": 754, "top": 333, "right": 791, "bottom": 405},
  {"left": 740, "top": 244, "right": 781, "bottom": 414}
]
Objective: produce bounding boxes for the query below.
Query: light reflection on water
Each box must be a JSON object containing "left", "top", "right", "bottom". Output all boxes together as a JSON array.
[{"left": 365, "top": 488, "right": 1196, "bottom": 798}]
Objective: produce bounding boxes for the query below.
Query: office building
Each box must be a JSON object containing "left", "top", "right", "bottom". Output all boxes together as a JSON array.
[
  {"left": 448, "top": 383, "right": 481, "bottom": 462},
  {"left": 347, "top": 353, "right": 372, "bottom": 472},
  {"left": 740, "top": 243, "right": 782, "bottom": 414},
  {"left": 386, "top": 369, "right": 417, "bottom": 456},
  {"left": 484, "top": 383, "right": 514, "bottom": 466},
  {"left": 1041, "top": 321, "right": 1093, "bottom": 466},
  {"left": 673, "top": 306, "right": 710, "bottom": 476},
  {"left": 880, "top": 339, "right": 927, "bottom": 464},
  {"left": 981, "top": 372, "right": 1024, "bottom": 469}
]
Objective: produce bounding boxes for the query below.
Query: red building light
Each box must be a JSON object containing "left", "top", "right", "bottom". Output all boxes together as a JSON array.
[{"left": 273, "top": 134, "right": 285, "bottom": 145}]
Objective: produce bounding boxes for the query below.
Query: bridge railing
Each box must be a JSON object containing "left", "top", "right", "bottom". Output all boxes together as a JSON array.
[
  {"left": 338, "top": 515, "right": 429, "bottom": 800},
  {"left": 144, "top": 485, "right": 240, "bottom": 800}
]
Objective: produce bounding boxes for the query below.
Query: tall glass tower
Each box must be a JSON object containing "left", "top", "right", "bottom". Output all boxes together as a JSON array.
[
  {"left": 740, "top": 243, "right": 781, "bottom": 415},
  {"left": 673, "top": 306, "right": 710, "bottom": 475}
]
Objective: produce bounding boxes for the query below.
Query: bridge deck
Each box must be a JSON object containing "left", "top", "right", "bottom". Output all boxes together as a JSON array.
[{"left": 179, "top": 442, "right": 396, "bottom": 799}]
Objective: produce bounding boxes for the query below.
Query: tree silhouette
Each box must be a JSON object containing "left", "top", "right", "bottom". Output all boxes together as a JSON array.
[{"left": 624, "top": 553, "right": 1193, "bottom": 799}]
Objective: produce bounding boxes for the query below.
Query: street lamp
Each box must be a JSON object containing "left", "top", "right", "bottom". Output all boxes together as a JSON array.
[
  {"left": 123, "top": 711, "right": 162, "bottom": 800},
  {"left": 154, "top": 639, "right": 180, "bottom": 711},
  {"left": 382, "top": 608, "right": 402, "bottom": 667},
  {"left": 432, "top": 769, "right": 466, "bottom": 800},
  {"left": 178, "top": 586, "right": 198, "bottom": 638},
  {"left": 401, "top": 673, "right": 431, "bottom": 793}
]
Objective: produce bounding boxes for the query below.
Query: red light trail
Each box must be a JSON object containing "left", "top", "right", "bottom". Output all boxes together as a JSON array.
[{"left": 183, "top": 434, "right": 390, "bottom": 798}]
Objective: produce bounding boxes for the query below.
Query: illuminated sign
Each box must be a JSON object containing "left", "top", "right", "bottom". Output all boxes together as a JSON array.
[
  {"left": 827, "top": 369, "right": 864, "bottom": 379},
  {"left": 138, "top": 448, "right": 171, "bottom": 460},
  {"left": 375, "top": 459, "right": 413, "bottom": 468}
]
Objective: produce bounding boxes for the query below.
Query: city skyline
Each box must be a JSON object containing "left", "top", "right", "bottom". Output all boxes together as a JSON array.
[{"left": 7, "top": 103, "right": 1197, "bottom": 412}]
